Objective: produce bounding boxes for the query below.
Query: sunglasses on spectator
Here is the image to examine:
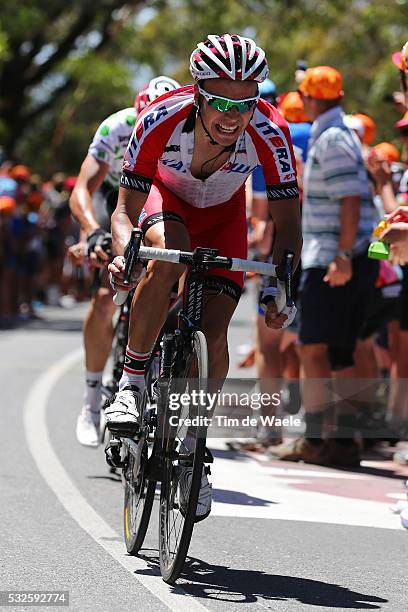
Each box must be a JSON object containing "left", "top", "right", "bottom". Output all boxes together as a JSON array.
[{"left": 198, "top": 85, "right": 259, "bottom": 113}]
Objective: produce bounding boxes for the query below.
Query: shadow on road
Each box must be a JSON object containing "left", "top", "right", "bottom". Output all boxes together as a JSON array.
[
  {"left": 212, "top": 488, "right": 277, "bottom": 506},
  {"left": 207, "top": 447, "right": 249, "bottom": 462},
  {"left": 136, "top": 552, "right": 387, "bottom": 609},
  {"left": 87, "top": 474, "right": 122, "bottom": 483}
]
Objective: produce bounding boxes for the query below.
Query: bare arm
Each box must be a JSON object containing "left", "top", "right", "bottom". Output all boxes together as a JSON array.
[
  {"left": 107, "top": 185, "right": 149, "bottom": 292},
  {"left": 263, "top": 196, "right": 302, "bottom": 329},
  {"left": 252, "top": 195, "right": 269, "bottom": 222},
  {"left": 366, "top": 156, "right": 399, "bottom": 214},
  {"left": 268, "top": 197, "right": 302, "bottom": 270},
  {"left": 111, "top": 186, "right": 148, "bottom": 257},
  {"left": 69, "top": 154, "right": 109, "bottom": 234},
  {"left": 378, "top": 183, "right": 398, "bottom": 215}
]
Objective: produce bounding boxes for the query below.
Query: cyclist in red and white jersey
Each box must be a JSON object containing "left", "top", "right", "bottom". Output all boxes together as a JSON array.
[
  {"left": 107, "top": 34, "right": 302, "bottom": 518},
  {"left": 69, "top": 76, "right": 180, "bottom": 447}
]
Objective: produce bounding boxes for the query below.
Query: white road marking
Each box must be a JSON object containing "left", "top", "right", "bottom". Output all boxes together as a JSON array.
[
  {"left": 246, "top": 465, "right": 369, "bottom": 479},
  {"left": 23, "top": 349, "right": 209, "bottom": 612},
  {"left": 211, "top": 455, "right": 402, "bottom": 530}
]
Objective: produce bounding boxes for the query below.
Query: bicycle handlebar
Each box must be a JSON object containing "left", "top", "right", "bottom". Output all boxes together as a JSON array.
[{"left": 113, "top": 228, "right": 294, "bottom": 306}]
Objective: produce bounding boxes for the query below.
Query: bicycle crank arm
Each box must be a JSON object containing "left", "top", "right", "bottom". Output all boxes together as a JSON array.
[{"left": 121, "top": 434, "right": 146, "bottom": 475}]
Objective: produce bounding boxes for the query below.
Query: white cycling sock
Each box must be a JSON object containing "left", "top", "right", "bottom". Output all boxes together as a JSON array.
[
  {"left": 83, "top": 371, "right": 103, "bottom": 414},
  {"left": 119, "top": 347, "right": 150, "bottom": 391}
]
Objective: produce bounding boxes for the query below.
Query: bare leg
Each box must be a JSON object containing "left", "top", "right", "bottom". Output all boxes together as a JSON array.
[
  {"left": 254, "top": 315, "right": 283, "bottom": 441},
  {"left": 299, "top": 343, "right": 331, "bottom": 415},
  {"left": 127, "top": 221, "right": 190, "bottom": 352},
  {"left": 83, "top": 286, "right": 116, "bottom": 372}
]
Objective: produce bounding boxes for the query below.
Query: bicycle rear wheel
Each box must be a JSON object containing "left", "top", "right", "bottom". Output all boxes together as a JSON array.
[{"left": 159, "top": 330, "right": 209, "bottom": 584}]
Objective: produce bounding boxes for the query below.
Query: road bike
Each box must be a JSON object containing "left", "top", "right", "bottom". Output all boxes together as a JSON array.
[{"left": 105, "top": 228, "right": 294, "bottom": 583}]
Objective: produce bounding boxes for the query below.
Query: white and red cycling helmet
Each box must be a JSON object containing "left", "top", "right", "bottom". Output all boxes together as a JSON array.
[
  {"left": 190, "top": 34, "right": 269, "bottom": 83},
  {"left": 134, "top": 75, "right": 180, "bottom": 112}
]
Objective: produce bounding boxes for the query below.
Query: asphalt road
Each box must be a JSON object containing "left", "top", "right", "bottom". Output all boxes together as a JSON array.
[{"left": 1, "top": 289, "right": 408, "bottom": 612}]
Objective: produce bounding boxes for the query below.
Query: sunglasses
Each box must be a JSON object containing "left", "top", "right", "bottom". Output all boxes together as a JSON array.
[{"left": 198, "top": 85, "right": 259, "bottom": 113}]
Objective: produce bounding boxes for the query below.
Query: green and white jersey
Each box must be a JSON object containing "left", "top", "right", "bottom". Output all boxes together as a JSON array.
[{"left": 88, "top": 107, "right": 137, "bottom": 189}]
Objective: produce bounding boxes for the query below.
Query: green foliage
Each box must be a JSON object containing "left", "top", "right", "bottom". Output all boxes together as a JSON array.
[
  {"left": 20, "top": 55, "right": 132, "bottom": 175},
  {"left": 1, "top": 0, "right": 407, "bottom": 174}
]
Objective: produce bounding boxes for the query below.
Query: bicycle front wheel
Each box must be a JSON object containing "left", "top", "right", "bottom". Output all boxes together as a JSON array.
[
  {"left": 159, "top": 330, "right": 209, "bottom": 584},
  {"left": 123, "top": 439, "right": 156, "bottom": 555}
]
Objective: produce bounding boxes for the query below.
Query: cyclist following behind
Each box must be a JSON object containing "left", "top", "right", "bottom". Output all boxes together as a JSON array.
[
  {"left": 107, "top": 34, "right": 302, "bottom": 518},
  {"left": 69, "top": 76, "right": 180, "bottom": 447}
]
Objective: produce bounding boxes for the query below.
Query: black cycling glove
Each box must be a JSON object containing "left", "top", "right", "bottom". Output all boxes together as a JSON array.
[{"left": 86, "top": 228, "right": 112, "bottom": 257}]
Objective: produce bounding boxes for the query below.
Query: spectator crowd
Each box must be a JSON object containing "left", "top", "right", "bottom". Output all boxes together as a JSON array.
[
  {"left": 241, "top": 51, "right": 408, "bottom": 466},
  {"left": 0, "top": 163, "right": 88, "bottom": 325}
]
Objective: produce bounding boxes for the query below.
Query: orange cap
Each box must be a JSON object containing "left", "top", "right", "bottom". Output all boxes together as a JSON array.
[
  {"left": 10, "top": 165, "right": 31, "bottom": 180},
  {"left": 395, "top": 110, "right": 408, "bottom": 130},
  {"left": 0, "top": 196, "right": 17, "bottom": 215},
  {"left": 373, "top": 142, "right": 400, "bottom": 163},
  {"left": 298, "top": 66, "right": 343, "bottom": 100},
  {"left": 280, "top": 91, "right": 309, "bottom": 123},
  {"left": 354, "top": 113, "right": 376, "bottom": 145}
]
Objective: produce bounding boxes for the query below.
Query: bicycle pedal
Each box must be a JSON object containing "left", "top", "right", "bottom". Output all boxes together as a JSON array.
[
  {"left": 204, "top": 447, "right": 214, "bottom": 463},
  {"left": 104, "top": 440, "right": 126, "bottom": 469}
]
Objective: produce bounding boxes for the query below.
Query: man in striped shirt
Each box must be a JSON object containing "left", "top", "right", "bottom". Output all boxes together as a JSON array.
[{"left": 271, "top": 66, "right": 377, "bottom": 467}]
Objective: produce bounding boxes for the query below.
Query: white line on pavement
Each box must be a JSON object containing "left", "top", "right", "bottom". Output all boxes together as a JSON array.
[{"left": 23, "top": 349, "right": 209, "bottom": 612}]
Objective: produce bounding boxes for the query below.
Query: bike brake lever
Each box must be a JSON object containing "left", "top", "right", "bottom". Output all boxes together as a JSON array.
[{"left": 123, "top": 228, "right": 143, "bottom": 286}]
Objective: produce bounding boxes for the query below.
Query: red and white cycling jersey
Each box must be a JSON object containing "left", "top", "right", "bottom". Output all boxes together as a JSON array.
[{"left": 121, "top": 85, "right": 298, "bottom": 208}]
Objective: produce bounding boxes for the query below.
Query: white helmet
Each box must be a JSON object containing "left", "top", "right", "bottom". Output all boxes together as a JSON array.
[
  {"left": 134, "top": 75, "right": 180, "bottom": 112},
  {"left": 190, "top": 34, "right": 269, "bottom": 82}
]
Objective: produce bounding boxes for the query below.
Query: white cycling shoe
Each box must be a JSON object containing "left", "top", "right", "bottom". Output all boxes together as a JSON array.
[
  {"left": 104, "top": 387, "right": 141, "bottom": 431},
  {"left": 178, "top": 465, "right": 212, "bottom": 522},
  {"left": 76, "top": 406, "right": 100, "bottom": 447}
]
